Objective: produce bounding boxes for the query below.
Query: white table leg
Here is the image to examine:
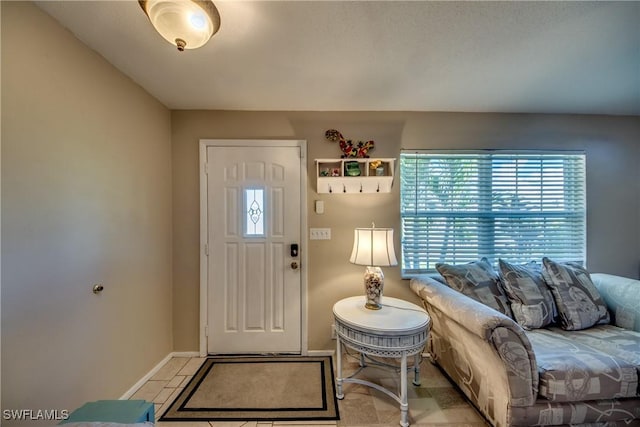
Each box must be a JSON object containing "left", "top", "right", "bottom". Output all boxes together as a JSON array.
[
  {"left": 336, "top": 336, "right": 344, "bottom": 399},
  {"left": 412, "top": 353, "right": 421, "bottom": 386},
  {"left": 400, "top": 353, "right": 409, "bottom": 427}
]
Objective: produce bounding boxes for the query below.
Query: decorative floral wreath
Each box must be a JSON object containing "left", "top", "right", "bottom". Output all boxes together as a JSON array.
[{"left": 325, "top": 129, "right": 375, "bottom": 158}]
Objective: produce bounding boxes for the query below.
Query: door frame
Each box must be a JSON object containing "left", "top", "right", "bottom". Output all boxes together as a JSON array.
[{"left": 198, "top": 139, "right": 308, "bottom": 357}]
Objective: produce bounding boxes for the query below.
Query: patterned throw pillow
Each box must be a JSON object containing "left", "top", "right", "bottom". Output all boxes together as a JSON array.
[
  {"left": 498, "top": 259, "right": 557, "bottom": 329},
  {"left": 541, "top": 257, "right": 610, "bottom": 330},
  {"left": 436, "top": 258, "right": 513, "bottom": 317}
]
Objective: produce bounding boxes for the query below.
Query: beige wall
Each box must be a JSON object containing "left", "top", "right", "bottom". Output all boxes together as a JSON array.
[
  {"left": 1, "top": 2, "right": 173, "bottom": 421},
  {"left": 172, "top": 111, "right": 640, "bottom": 352}
]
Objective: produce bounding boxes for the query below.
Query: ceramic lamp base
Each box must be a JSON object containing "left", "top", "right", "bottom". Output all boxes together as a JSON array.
[{"left": 363, "top": 266, "right": 384, "bottom": 310}]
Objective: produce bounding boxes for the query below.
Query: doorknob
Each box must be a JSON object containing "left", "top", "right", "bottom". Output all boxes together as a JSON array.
[{"left": 291, "top": 261, "right": 299, "bottom": 270}]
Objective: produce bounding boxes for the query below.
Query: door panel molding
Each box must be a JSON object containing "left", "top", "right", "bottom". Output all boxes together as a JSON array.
[{"left": 199, "top": 139, "right": 308, "bottom": 356}]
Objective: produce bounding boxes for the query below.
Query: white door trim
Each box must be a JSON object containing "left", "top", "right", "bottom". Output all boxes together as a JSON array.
[{"left": 199, "top": 139, "right": 308, "bottom": 357}]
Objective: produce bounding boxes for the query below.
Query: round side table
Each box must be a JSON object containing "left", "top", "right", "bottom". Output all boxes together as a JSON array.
[{"left": 333, "top": 296, "right": 431, "bottom": 427}]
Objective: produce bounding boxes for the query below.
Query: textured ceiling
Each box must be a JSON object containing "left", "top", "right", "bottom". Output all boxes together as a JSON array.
[{"left": 36, "top": 1, "right": 640, "bottom": 115}]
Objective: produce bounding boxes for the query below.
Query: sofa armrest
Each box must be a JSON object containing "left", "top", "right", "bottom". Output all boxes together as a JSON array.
[
  {"left": 410, "top": 275, "right": 538, "bottom": 407},
  {"left": 591, "top": 273, "right": 640, "bottom": 332}
]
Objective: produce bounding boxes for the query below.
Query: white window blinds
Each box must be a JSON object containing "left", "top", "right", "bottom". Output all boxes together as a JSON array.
[{"left": 400, "top": 151, "right": 586, "bottom": 275}]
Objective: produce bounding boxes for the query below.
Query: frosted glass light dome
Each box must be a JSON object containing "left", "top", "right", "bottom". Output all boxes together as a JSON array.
[{"left": 139, "top": 0, "right": 221, "bottom": 51}]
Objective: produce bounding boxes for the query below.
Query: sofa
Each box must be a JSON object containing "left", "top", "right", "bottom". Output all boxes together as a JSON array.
[{"left": 410, "top": 258, "right": 640, "bottom": 427}]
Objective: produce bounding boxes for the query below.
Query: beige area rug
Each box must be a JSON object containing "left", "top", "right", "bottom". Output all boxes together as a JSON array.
[{"left": 159, "top": 356, "right": 340, "bottom": 422}]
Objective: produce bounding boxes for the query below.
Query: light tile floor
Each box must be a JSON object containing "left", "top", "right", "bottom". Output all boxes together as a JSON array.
[{"left": 131, "top": 351, "right": 488, "bottom": 427}]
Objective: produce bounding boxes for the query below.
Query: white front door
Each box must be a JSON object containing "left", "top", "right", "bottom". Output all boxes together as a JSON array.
[{"left": 202, "top": 142, "right": 304, "bottom": 354}]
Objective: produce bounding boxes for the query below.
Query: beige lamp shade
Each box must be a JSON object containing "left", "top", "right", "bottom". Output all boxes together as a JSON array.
[
  {"left": 350, "top": 227, "right": 398, "bottom": 267},
  {"left": 139, "top": 0, "right": 221, "bottom": 51},
  {"left": 350, "top": 226, "right": 397, "bottom": 310}
]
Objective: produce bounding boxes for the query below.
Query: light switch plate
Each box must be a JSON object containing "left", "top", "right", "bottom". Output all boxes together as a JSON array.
[{"left": 310, "top": 228, "right": 331, "bottom": 240}]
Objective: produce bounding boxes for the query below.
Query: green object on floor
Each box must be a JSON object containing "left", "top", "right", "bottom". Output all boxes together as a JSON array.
[{"left": 61, "top": 400, "right": 154, "bottom": 424}]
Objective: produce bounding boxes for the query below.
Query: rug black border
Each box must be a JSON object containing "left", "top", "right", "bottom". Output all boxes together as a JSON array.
[{"left": 159, "top": 355, "right": 340, "bottom": 422}]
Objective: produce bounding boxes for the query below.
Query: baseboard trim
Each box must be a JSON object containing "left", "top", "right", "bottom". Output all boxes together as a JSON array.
[
  {"left": 172, "top": 351, "right": 200, "bottom": 357},
  {"left": 307, "top": 349, "right": 335, "bottom": 357},
  {"left": 120, "top": 351, "right": 199, "bottom": 399}
]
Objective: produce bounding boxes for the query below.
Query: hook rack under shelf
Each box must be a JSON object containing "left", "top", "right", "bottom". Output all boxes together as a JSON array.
[{"left": 315, "top": 158, "right": 395, "bottom": 194}]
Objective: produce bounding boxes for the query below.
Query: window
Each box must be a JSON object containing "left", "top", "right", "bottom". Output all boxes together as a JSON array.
[
  {"left": 400, "top": 151, "right": 586, "bottom": 275},
  {"left": 244, "top": 188, "right": 265, "bottom": 236}
]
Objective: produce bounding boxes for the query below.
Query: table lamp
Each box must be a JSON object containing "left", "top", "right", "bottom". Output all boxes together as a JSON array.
[{"left": 350, "top": 224, "right": 398, "bottom": 310}]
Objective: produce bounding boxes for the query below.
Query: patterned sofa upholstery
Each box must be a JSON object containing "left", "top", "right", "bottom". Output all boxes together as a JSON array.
[{"left": 410, "top": 273, "right": 640, "bottom": 427}]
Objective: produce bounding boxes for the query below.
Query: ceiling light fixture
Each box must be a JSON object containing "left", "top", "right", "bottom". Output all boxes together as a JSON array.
[{"left": 138, "top": 0, "right": 221, "bottom": 52}]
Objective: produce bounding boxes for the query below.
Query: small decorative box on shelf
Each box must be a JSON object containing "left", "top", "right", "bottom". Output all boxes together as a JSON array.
[{"left": 315, "top": 158, "right": 395, "bottom": 194}]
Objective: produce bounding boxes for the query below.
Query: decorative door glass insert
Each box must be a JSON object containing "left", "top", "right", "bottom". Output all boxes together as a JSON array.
[{"left": 245, "top": 188, "right": 265, "bottom": 236}]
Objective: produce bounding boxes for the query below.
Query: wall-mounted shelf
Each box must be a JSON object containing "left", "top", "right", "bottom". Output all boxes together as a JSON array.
[{"left": 315, "top": 158, "right": 395, "bottom": 194}]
